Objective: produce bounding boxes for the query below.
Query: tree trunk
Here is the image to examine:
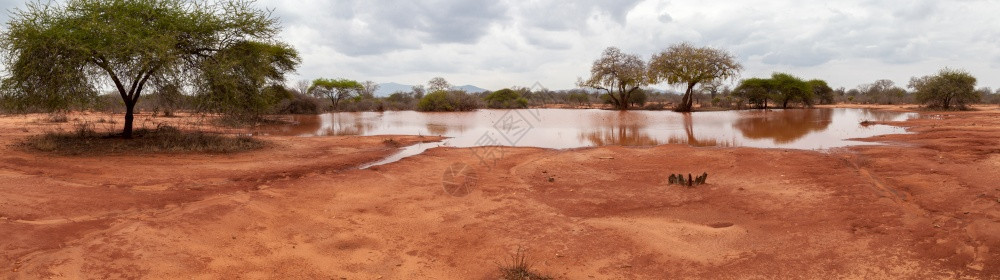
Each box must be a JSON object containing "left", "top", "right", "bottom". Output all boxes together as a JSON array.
[
  {"left": 676, "top": 83, "right": 696, "bottom": 112},
  {"left": 123, "top": 101, "right": 135, "bottom": 138}
]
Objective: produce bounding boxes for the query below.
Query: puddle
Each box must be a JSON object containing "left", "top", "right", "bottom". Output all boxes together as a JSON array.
[{"left": 260, "top": 108, "right": 917, "bottom": 168}]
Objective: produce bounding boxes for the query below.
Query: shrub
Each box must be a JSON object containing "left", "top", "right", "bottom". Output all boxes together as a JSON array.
[
  {"left": 417, "top": 90, "right": 482, "bottom": 111},
  {"left": 275, "top": 92, "right": 322, "bottom": 114},
  {"left": 484, "top": 89, "right": 529, "bottom": 109},
  {"left": 339, "top": 97, "right": 385, "bottom": 112},
  {"left": 384, "top": 92, "right": 417, "bottom": 110}
]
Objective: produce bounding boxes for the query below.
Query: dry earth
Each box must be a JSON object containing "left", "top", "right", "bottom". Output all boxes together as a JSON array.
[{"left": 1, "top": 107, "right": 999, "bottom": 279}]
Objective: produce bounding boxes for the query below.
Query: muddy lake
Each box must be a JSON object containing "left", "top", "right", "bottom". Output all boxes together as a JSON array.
[{"left": 261, "top": 108, "right": 916, "bottom": 167}]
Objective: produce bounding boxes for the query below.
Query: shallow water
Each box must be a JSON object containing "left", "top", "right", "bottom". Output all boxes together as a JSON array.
[{"left": 264, "top": 108, "right": 916, "bottom": 150}]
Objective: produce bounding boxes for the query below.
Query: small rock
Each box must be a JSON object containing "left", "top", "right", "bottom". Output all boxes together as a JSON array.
[{"left": 548, "top": 177, "right": 555, "bottom": 182}]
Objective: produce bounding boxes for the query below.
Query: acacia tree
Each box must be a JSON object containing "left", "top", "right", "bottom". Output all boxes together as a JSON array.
[
  {"left": 580, "top": 47, "right": 647, "bottom": 110},
  {"left": 770, "top": 73, "right": 812, "bottom": 108},
  {"left": 427, "top": 77, "right": 452, "bottom": 92},
  {"left": 0, "top": 0, "right": 299, "bottom": 138},
  {"left": 808, "top": 79, "right": 834, "bottom": 105},
  {"left": 648, "top": 42, "right": 742, "bottom": 112},
  {"left": 308, "top": 78, "right": 361, "bottom": 111},
  {"left": 909, "top": 68, "right": 978, "bottom": 110},
  {"left": 734, "top": 78, "right": 773, "bottom": 109}
]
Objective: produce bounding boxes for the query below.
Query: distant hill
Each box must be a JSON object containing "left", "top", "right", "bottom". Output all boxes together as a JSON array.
[
  {"left": 374, "top": 82, "right": 413, "bottom": 97},
  {"left": 375, "top": 83, "right": 490, "bottom": 97},
  {"left": 454, "top": 85, "right": 488, "bottom": 93}
]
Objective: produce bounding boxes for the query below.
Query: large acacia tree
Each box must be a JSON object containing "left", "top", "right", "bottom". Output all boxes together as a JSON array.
[
  {"left": 0, "top": 0, "right": 299, "bottom": 138},
  {"left": 648, "top": 42, "right": 742, "bottom": 112},
  {"left": 580, "top": 47, "right": 647, "bottom": 110}
]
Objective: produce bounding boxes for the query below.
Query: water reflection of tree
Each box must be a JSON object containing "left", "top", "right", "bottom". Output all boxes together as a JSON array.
[
  {"left": 582, "top": 112, "right": 660, "bottom": 146},
  {"left": 734, "top": 109, "right": 833, "bottom": 144},
  {"left": 858, "top": 109, "right": 910, "bottom": 122},
  {"left": 426, "top": 123, "right": 449, "bottom": 135},
  {"left": 315, "top": 113, "right": 376, "bottom": 136},
  {"left": 665, "top": 113, "right": 734, "bottom": 147},
  {"left": 583, "top": 124, "right": 661, "bottom": 146}
]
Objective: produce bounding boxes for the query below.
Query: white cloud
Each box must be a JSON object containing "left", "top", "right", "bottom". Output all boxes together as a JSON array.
[{"left": 2, "top": 0, "right": 998, "bottom": 90}]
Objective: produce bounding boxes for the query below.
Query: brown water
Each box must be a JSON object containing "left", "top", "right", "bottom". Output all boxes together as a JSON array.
[
  {"left": 263, "top": 108, "right": 916, "bottom": 168},
  {"left": 264, "top": 108, "right": 915, "bottom": 150}
]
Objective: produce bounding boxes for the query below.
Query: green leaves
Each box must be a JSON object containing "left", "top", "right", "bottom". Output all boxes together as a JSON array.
[
  {"left": 909, "top": 68, "right": 978, "bottom": 110},
  {"left": 734, "top": 73, "right": 818, "bottom": 109},
  {"left": 308, "top": 78, "right": 363, "bottom": 110},
  {"left": 1, "top": 0, "right": 299, "bottom": 134},
  {"left": 648, "top": 42, "right": 742, "bottom": 112},
  {"left": 769, "top": 73, "right": 811, "bottom": 108}
]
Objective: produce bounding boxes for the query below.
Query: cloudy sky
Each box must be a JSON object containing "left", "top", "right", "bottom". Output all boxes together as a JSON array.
[
  {"left": 3, "top": 0, "right": 1000, "bottom": 91},
  {"left": 255, "top": 0, "right": 1000, "bottom": 91}
]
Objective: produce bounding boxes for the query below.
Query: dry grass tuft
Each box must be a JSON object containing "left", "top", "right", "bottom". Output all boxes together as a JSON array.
[
  {"left": 23, "top": 123, "right": 266, "bottom": 155},
  {"left": 497, "top": 248, "right": 553, "bottom": 280}
]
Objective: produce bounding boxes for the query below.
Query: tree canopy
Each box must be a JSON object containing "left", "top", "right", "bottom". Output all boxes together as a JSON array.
[
  {"left": 0, "top": 0, "right": 299, "bottom": 137},
  {"left": 769, "top": 73, "right": 812, "bottom": 108},
  {"left": 909, "top": 68, "right": 978, "bottom": 110},
  {"left": 734, "top": 73, "right": 823, "bottom": 109},
  {"left": 309, "top": 78, "right": 361, "bottom": 110},
  {"left": 648, "top": 42, "right": 742, "bottom": 112},
  {"left": 734, "top": 78, "right": 773, "bottom": 109},
  {"left": 427, "top": 77, "right": 452, "bottom": 92},
  {"left": 808, "top": 79, "right": 834, "bottom": 105},
  {"left": 580, "top": 47, "right": 647, "bottom": 110}
]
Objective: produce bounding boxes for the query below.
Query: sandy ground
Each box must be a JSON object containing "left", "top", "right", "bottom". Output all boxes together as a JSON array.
[{"left": 1, "top": 107, "right": 999, "bottom": 279}]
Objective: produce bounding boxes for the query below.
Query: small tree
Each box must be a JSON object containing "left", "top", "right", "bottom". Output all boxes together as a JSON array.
[
  {"left": 770, "top": 73, "right": 812, "bottom": 108},
  {"left": 648, "top": 42, "right": 742, "bottom": 112},
  {"left": 0, "top": 0, "right": 299, "bottom": 138},
  {"left": 411, "top": 85, "right": 426, "bottom": 99},
  {"left": 428, "top": 77, "right": 452, "bottom": 92},
  {"left": 309, "top": 78, "right": 361, "bottom": 111},
  {"left": 580, "top": 47, "right": 647, "bottom": 110},
  {"left": 359, "top": 80, "right": 380, "bottom": 99},
  {"left": 809, "top": 79, "right": 834, "bottom": 105},
  {"left": 909, "top": 68, "right": 978, "bottom": 110},
  {"left": 734, "top": 78, "right": 773, "bottom": 109}
]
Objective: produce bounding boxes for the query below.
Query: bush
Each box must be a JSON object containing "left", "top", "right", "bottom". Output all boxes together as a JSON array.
[
  {"left": 484, "top": 89, "right": 529, "bottom": 109},
  {"left": 384, "top": 92, "right": 417, "bottom": 110},
  {"left": 417, "top": 90, "right": 482, "bottom": 111},
  {"left": 339, "top": 97, "right": 385, "bottom": 112},
  {"left": 275, "top": 92, "right": 322, "bottom": 114}
]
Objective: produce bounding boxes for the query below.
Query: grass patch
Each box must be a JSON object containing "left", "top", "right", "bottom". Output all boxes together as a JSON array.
[
  {"left": 497, "top": 249, "right": 553, "bottom": 280},
  {"left": 23, "top": 124, "right": 266, "bottom": 155}
]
